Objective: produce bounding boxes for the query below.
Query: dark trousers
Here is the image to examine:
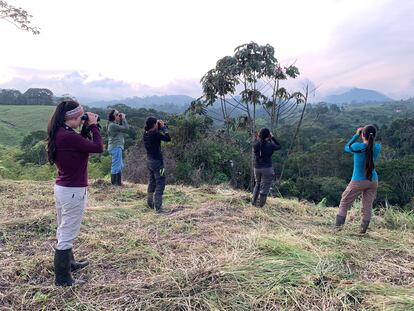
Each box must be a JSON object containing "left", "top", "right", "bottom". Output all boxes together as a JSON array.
[
  {"left": 147, "top": 159, "right": 166, "bottom": 210},
  {"left": 252, "top": 167, "right": 274, "bottom": 203}
]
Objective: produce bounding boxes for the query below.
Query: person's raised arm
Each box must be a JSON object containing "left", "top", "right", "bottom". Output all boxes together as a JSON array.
[
  {"left": 345, "top": 128, "right": 365, "bottom": 153},
  {"left": 157, "top": 124, "right": 171, "bottom": 142},
  {"left": 73, "top": 113, "right": 103, "bottom": 153},
  {"left": 270, "top": 136, "right": 281, "bottom": 151},
  {"left": 72, "top": 124, "right": 103, "bottom": 153},
  {"left": 110, "top": 115, "right": 129, "bottom": 133}
]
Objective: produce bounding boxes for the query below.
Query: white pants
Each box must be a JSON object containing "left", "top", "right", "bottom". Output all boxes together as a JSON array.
[{"left": 54, "top": 185, "right": 87, "bottom": 250}]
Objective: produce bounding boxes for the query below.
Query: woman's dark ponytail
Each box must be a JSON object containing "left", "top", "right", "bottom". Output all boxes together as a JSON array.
[
  {"left": 363, "top": 125, "right": 377, "bottom": 181},
  {"left": 108, "top": 109, "right": 116, "bottom": 122},
  {"left": 47, "top": 100, "right": 79, "bottom": 165},
  {"left": 258, "top": 128, "right": 271, "bottom": 157}
]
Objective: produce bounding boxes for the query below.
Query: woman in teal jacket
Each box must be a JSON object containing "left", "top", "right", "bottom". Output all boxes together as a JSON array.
[{"left": 335, "top": 125, "right": 381, "bottom": 233}]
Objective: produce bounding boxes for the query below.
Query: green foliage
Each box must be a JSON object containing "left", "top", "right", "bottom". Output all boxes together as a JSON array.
[
  {"left": 380, "top": 208, "right": 414, "bottom": 230},
  {"left": 1, "top": 101, "right": 414, "bottom": 210},
  {"left": 295, "top": 177, "right": 347, "bottom": 206},
  {"left": 377, "top": 155, "right": 414, "bottom": 206},
  {"left": 17, "top": 130, "right": 48, "bottom": 165},
  {"left": 0, "top": 145, "right": 55, "bottom": 180},
  {"left": 0, "top": 88, "right": 53, "bottom": 105},
  {"left": 201, "top": 41, "right": 304, "bottom": 137},
  {"left": 88, "top": 155, "right": 112, "bottom": 179},
  {"left": 381, "top": 118, "right": 414, "bottom": 157},
  {"left": 167, "top": 114, "right": 247, "bottom": 186}
]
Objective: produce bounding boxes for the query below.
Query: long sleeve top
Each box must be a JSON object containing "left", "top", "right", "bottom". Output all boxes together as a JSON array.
[
  {"left": 107, "top": 119, "right": 129, "bottom": 151},
  {"left": 344, "top": 134, "right": 381, "bottom": 181},
  {"left": 143, "top": 126, "right": 171, "bottom": 161},
  {"left": 55, "top": 124, "right": 103, "bottom": 187},
  {"left": 253, "top": 137, "right": 281, "bottom": 168}
]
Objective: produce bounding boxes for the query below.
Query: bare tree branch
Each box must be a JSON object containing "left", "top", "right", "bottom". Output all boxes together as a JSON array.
[{"left": 0, "top": 1, "right": 40, "bottom": 34}]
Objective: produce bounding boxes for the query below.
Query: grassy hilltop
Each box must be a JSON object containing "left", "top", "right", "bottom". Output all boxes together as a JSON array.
[
  {"left": 0, "top": 105, "right": 55, "bottom": 146},
  {"left": 1, "top": 180, "right": 414, "bottom": 310}
]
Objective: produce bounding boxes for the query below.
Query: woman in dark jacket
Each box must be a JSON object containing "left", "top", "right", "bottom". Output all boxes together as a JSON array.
[
  {"left": 252, "top": 128, "right": 281, "bottom": 207},
  {"left": 47, "top": 100, "right": 103, "bottom": 286},
  {"left": 143, "top": 117, "right": 171, "bottom": 213}
]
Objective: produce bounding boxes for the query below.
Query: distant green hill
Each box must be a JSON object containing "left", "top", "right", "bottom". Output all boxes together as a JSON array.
[
  {"left": 0, "top": 105, "right": 55, "bottom": 146},
  {"left": 325, "top": 88, "right": 393, "bottom": 104}
]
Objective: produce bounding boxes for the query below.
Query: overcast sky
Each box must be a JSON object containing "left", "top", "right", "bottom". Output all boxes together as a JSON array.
[{"left": 1, "top": 0, "right": 413, "bottom": 101}]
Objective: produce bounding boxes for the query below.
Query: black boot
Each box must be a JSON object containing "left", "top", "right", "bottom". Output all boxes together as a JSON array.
[
  {"left": 251, "top": 184, "right": 260, "bottom": 206},
  {"left": 147, "top": 192, "right": 154, "bottom": 209},
  {"left": 69, "top": 249, "right": 89, "bottom": 272},
  {"left": 116, "top": 172, "right": 123, "bottom": 186},
  {"left": 54, "top": 248, "right": 85, "bottom": 286},
  {"left": 111, "top": 174, "right": 116, "bottom": 185},
  {"left": 258, "top": 194, "right": 267, "bottom": 207},
  {"left": 359, "top": 220, "right": 370, "bottom": 234},
  {"left": 154, "top": 194, "right": 168, "bottom": 214},
  {"left": 335, "top": 215, "right": 346, "bottom": 229},
  {"left": 251, "top": 192, "right": 259, "bottom": 206}
]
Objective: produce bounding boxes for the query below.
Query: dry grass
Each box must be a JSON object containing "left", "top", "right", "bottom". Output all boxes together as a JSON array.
[{"left": 0, "top": 179, "right": 413, "bottom": 310}]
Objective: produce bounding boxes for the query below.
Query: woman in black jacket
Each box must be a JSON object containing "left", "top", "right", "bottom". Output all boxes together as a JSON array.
[
  {"left": 252, "top": 128, "right": 281, "bottom": 207},
  {"left": 143, "top": 117, "right": 171, "bottom": 213}
]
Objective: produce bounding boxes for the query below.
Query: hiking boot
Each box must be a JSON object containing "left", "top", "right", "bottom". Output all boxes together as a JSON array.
[
  {"left": 69, "top": 249, "right": 89, "bottom": 272},
  {"left": 116, "top": 172, "right": 123, "bottom": 186},
  {"left": 111, "top": 174, "right": 116, "bottom": 185},
  {"left": 54, "top": 248, "right": 86, "bottom": 286},
  {"left": 251, "top": 193, "right": 259, "bottom": 206},
  {"left": 258, "top": 194, "right": 267, "bottom": 207},
  {"left": 147, "top": 192, "right": 154, "bottom": 209},
  {"left": 155, "top": 207, "right": 169, "bottom": 214},
  {"left": 359, "top": 220, "right": 370, "bottom": 234},
  {"left": 335, "top": 215, "right": 346, "bottom": 230}
]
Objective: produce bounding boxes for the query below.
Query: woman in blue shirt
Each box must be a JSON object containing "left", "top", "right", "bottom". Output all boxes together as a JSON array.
[{"left": 335, "top": 125, "right": 381, "bottom": 233}]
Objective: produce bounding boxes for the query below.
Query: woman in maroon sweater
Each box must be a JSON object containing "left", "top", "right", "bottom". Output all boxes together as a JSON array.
[{"left": 47, "top": 100, "right": 103, "bottom": 286}]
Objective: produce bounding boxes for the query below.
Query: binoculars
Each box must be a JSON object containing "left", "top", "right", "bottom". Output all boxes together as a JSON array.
[{"left": 81, "top": 113, "right": 101, "bottom": 122}]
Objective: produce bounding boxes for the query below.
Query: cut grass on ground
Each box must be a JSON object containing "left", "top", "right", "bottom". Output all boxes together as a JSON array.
[{"left": 0, "top": 180, "right": 413, "bottom": 310}]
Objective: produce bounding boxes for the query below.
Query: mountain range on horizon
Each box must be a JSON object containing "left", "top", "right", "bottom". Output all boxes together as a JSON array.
[
  {"left": 0, "top": 87, "right": 399, "bottom": 110},
  {"left": 323, "top": 88, "right": 394, "bottom": 104},
  {"left": 86, "top": 95, "right": 194, "bottom": 109},
  {"left": 85, "top": 87, "right": 395, "bottom": 108}
]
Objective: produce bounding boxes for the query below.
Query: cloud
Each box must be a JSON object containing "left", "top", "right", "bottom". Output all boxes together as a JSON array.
[
  {"left": 0, "top": 69, "right": 203, "bottom": 102},
  {"left": 297, "top": 0, "right": 414, "bottom": 99}
]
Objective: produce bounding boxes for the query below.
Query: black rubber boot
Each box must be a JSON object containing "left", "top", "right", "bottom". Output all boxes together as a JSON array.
[
  {"left": 70, "top": 249, "right": 89, "bottom": 272},
  {"left": 54, "top": 248, "right": 85, "bottom": 286},
  {"left": 258, "top": 194, "right": 267, "bottom": 207},
  {"left": 154, "top": 197, "right": 168, "bottom": 214},
  {"left": 111, "top": 174, "right": 116, "bottom": 185},
  {"left": 116, "top": 172, "right": 123, "bottom": 186},
  {"left": 154, "top": 192, "right": 167, "bottom": 214},
  {"left": 156, "top": 208, "right": 168, "bottom": 214},
  {"left": 251, "top": 191, "right": 259, "bottom": 206},
  {"left": 335, "top": 215, "right": 346, "bottom": 229},
  {"left": 147, "top": 192, "right": 154, "bottom": 209},
  {"left": 359, "top": 220, "right": 370, "bottom": 234}
]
